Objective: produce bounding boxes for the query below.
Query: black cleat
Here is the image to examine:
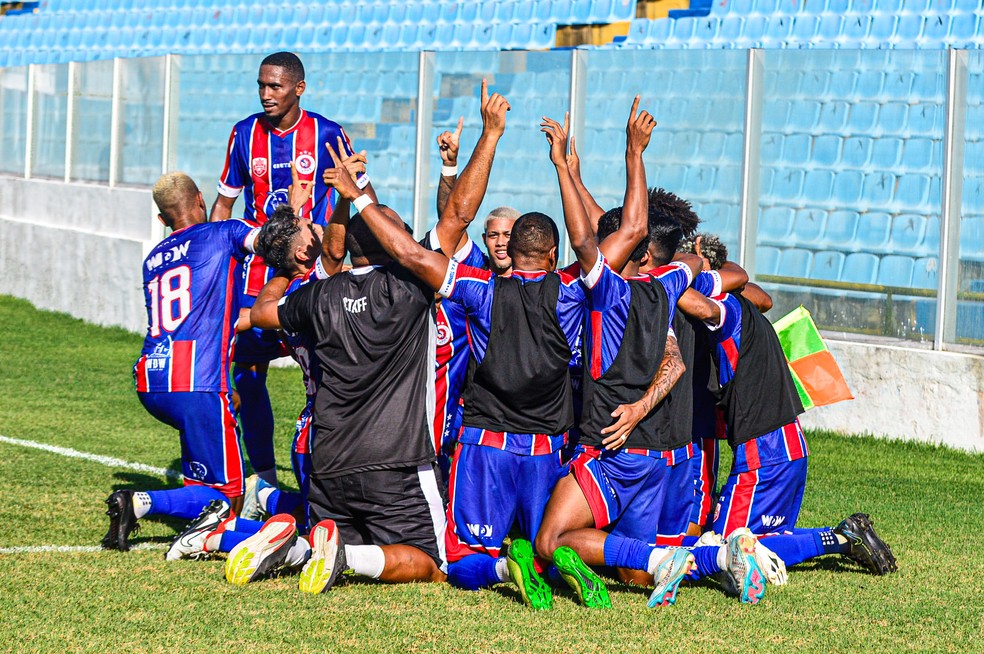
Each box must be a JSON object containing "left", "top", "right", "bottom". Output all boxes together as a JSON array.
[
  {"left": 834, "top": 513, "right": 898, "bottom": 575},
  {"left": 102, "top": 490, "right": 140, "bottom": 551}
]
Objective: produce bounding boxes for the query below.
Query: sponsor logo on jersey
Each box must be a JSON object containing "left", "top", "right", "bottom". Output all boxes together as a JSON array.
[
  {"left": 146, "top": 336, "right": 172, "bottom": 371},
  {"left": 294, "top": 153, "right": 316, "bottom": 175},
  {"left": 164, "top": 241, "right": 191, "bottom": 264},
  {"left": 343, "top": 296, "right": 368, "bottom": 314},
  {"left": 188, "top": 460, "right": 208, "bottom": 481},
  {"left": 466, "top": 523, "right": 493, "bottom": 539},
  {"left": 436, "top": 322, "right": 452, "bottom": 347},
  {"left": 761, "top": 514, "right": 786, "bottom": 529},
  {"left": 262, "top": 188, "right": 290, "bottom": 217},
  {"left": 251, "top": 157, "right": 268, "bottom": 177}
]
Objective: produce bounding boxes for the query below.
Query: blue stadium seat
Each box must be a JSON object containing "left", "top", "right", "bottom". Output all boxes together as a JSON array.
[
  {"left": 699, "top": 202, "right": 737, "bottom": 235},
  {"left": 948, "top": 13, "right": 979, "bottom": 47},
  {"left": 911, "top": 72, "right": 945, "bottom": 101},
  {"left": 875, "top": 103, "right": 908, "bottom": 137},
  {"left": 768, "top": 168, "right": 805, "bottom": 201},
  {"left": 877, "top": 255, "right": 915, "bottom": 287},
  {"left": 960, "top": 216, "right": 984, "bottom": 261},
  {"left": 793, "top": 208, "right": 827, "bottom": 243},
  {"left": 871, "top": 138, "right": 903, "bottom": 169},
  {"left": 890, "top": 214, "right": 928, "bottom": 254},
  {"left": 810, "top": 250, "right": 845, "bottom": 282},
  {"left": 756, "top": 245, "right": 782, "bottom": 277},
  {"left": 822, "top": 210, "right": 859, "bottom": 246},
  {"left": 841, "top": 252, "right": 879, "bottom": 285},
  {"left": 848, "top": 102, "right": 879, "bottom": 133},
  {"left": 920, "top": 14, "right": 949, "bottom": 44},
  {"left": 867, "top": 14, "right": 899, "bottom": 46},
  {"left": 833, "top": 171, "right": 863, "bottom": 206},
  {"left": 854, "top": 212, "right": 893, "bottom": 253},
  {"left": 779, "top": 248, "right": 813, "bottom": 279},
  {"left": 895, "top": 174, "right": 932, "bottom": 210},
  {"left": 759, "top": 206, "right": 794, "bottom": 244},
  {"left": 911, "top": 256, "right": 939, "bottom": 289},
  {"left": 842, "top": 15, "right": 872, "bottom": 43},
  {"left": 787, "top": 101, "right": 821, "bottom": 134},
  {"left": 813, "top": 135, "right": 841, "bottom": 168},
  {"left": 802, "top": 171, "right": 835, "bottom": 206},
  {"left": 857, "top": 72, "right": 885, "bottom": 100},
  {"left": 790, "top": 15, "right": 820, "bottom": 43},
  {"left": 798, "top": 72, "right": 830, "bottom": 99},
  {"left": 817, "top": 14, "right": 842, "bottom": 42},
  {"left": 861, "top": 172, "right": 895, "bottom": 208},
  {"left": 761, "top": 15, "right": 793, "bottom": 46},
  {"left": 919, "top": 215, "right": 940, "bottom": 258},
  {"left": 763, "top": 100, "right": 791, "bottom": 128},
  {"left": 782, "top": 134, "right": 811, "bottom": 167},
  {"left": 818, "top": 101, "right": 850, "bottom": 133},
  {"left": 901, "top": 138, "right": 936, "bottom": 173},
  {"left": 895, "top": 14, "right": 924, "bottom": 44},
  {"left": 842, "top": 137, "right": 872, "bottom": 169},
  {"left": 907, "top": 104, "right": 941, "bottom": 137}
]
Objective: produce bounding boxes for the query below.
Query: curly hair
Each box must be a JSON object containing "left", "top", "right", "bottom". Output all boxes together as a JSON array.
[
  {"left": 679, "top": 232, "right": 728, "bottom": 271},
  {"left": 648, "top": 187, "right": 700, "bottom": 238},
  {"left": 255, "top": 205, "right": 301, "bottom": 271}
]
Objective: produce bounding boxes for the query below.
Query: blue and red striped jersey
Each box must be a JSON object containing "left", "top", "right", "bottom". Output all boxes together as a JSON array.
[
  {"left": 582, "top": 258, "right": 694, "bottom": 380},
  {"left": 705, "top": 293, "right": 809, "bottom": 471},
  {"left": 134, "top": 220, "right": 258, "bottom": 393}
]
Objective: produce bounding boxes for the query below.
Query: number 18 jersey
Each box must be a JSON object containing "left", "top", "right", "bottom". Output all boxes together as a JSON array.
[{"left": 134, "top": 220, "right": 258, "bottom": 394}]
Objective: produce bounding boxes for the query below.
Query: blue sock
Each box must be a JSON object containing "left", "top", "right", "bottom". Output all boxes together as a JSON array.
[
  {"left": 602, "top": 535, "right": 653, "bottom": 572},
  {"left": 218, "top": 529, "right": 254, "bottom": 553},
  {"left": 680, "top": 536, "right": 699, "bottom": 547},
  {"left": 145, "top": 486, "right": 226, "bottom": 519},
  {"left": 760, "top": 533, "right": 823, "bottom": 567},
  {"left": 234, "top": 366, "right": 276, "bottom": 474},
  {"left": 233, "top": 517, "right": 265, "bottom": 534},
  {"left": 447, "top": 554, "right": 503, "bottom": 590},
  {"left": 267, "top": 489, "right": 303, "bottom": 516},
  {"left": 688, "top": 545, "right": 723, "bottom": 581}
]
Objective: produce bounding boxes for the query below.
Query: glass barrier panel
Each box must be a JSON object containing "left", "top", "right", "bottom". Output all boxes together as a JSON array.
[
  {"left": 73, "top": 59, "right": 114, "bottom": 183},
  {"left": 32, "top": 64, "right": 69, "bottom": 180},
  {"left": 957, "top": 50, "right": 984, "bottom": 347},
  {"left": 756, "top": 49, "right": 946, "bottom": 343},
  {"left": 119, "top": 57, "right": 165, "bottom": 186},
  {"left": 0, "top": 66, "right": 29, "bottom": 175}
]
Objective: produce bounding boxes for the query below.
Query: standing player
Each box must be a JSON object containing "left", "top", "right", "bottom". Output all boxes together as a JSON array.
[
  {"left": 210, "top": 51, "right": 372, "bottom": 487},
  {"left": 676, "top": 235, "right": 898, "bottom": 578},
  {"left": 102, "top": 172, "right": 261, "bottom": 551}
]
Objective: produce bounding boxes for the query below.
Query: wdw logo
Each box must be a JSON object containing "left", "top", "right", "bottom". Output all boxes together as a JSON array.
[
  {"left": 466, "top": 523, "right": 493, "bottom": 539},
  {"left": 761, "top": 514, "right": 786, "bottom": 528}
]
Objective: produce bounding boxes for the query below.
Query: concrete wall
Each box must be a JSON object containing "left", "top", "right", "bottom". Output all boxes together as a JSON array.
[
  {"left": 0, "top": 176, "right": 158, "bottom": 333},
  {"left": 799, "top": 340, "right": 984, "bottom": 453},
  {"left": 1, "top": 174, "right": 982, "bottom": 453}
]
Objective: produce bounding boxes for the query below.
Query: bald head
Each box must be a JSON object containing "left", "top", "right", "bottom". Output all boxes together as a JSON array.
[{"left": 153, "top": 172, "right": 203, "bottom": 227}]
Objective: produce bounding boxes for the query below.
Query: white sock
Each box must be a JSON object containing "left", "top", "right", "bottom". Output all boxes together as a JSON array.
[
  {"left": 647, "top": 547, "right": 671, "bottom": 575},
  {"left": 257, "top": 487, "right": 276, "bottom": 512},
  {"left": 132, "top": 492, "right": 152, "bottom": 519},
  {"left": 344, "top": 544, "right": 386, "bottom": 579},
  {"left": 256, "top": 468, "right": 278, "bottom": 486},
  {"left": 717, "top": 545, "right": 729, "bottom": 569},
  {"left": 284, "top": 538, "right": 311, "bottom": 568},
  {"left": 494, "top": 556, "right": 510, "bottom": 582}
]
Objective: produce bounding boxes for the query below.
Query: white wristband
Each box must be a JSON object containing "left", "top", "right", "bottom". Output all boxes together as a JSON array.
[
  {"left": 441, "top": 164, "right": 458, "bottom": 177},
  {"left": 355, "top": 173, "right": 370, "bottom": 189},
  {"left": 353, "top": 194, "right": 373, "bottom": 214}
]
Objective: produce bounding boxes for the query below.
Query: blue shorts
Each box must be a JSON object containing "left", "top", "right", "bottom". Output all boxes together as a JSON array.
[
  {"left": 570, "top": 445, "right": 693, "bottom": 546},
  {"left": 138, "top": 391, "right": 245, "bottom": 497},
  {"left": 689, "top": 436, "right": 721, "bottom": 529},
  {"left": 445, "top": 442, "right": 568, "bottom": 562},
  {"left": 291, "top": 400, "right": 314, "bottom": 525},
  {"left": 713, "top": 457, "right": 808, "bottom": 536},
  {"left": 233, "top": 326, "right": 286, "bottom": 365}
]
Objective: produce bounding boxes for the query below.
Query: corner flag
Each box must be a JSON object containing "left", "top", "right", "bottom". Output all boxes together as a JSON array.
[{"left": 772, "top": 306, "right": 853, "bottom": 410}]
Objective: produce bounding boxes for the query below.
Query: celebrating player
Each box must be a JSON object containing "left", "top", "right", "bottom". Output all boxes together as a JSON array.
[
  {"left": 210, "top": 51, "right": 372, "bottom": 488},
  {"left": 102, "top": 172, "right": 261, "bottom": 551}
]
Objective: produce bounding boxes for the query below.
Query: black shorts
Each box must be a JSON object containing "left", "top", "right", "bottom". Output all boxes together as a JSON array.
[{"left": 307, "top": 463, "right": 448, "bottom": 572}]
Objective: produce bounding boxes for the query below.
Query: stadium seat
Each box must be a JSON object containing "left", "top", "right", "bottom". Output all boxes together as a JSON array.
[
  {"left": 812, "top": 135, "right": 841, "bottom": 168},
  {"left": 833, "top": 171, "right": 863, "bottom": 206},
  {"left": 782, "top": 134, "right": 811, "bottom": 167},
  {"left": 768, "top": 168, "right": 805, "bottom": 201},
  {"left": 842, "top": 137, "right": 873, "bottom": 169},
  {"left": 848, "top": 102, "right": 879, "bottom": 133},
  {"left": 901, "top": 138, "right": 936, "bottom": 173},
  {"left": 759, "top": 206, "right": 794, "bottom": 244},
  {"left": 841, "top": 252, "right": 879, "bottom": 285},
  {"left": 871, "top": 138, "right": 903, "bottom": 169},
  {"left": 802, "top": 171, "right": 835, "bottom": 206},
  {"left": 854, "top": 212, "right": 893, "bottom": 253},
  {"left": 894, "top": 174, "right": 932, "bottom": 211},
  {"left": 793, "top": 208, "right": 827, "bottom": 244},
  {"left": 860, "top": 172, "right": 895, "bottom": 208},
  {"left": 822, "top": 210, "right": 859, "bottom": 246},
  {"left": 877, "top": 255, "right": 915, "bottom": 288},
  {"left": 810, "top": 250, "right": 845, "bottom": 282},
  {"left": 778, "top": 248, "right": 813, "bottom": 279},
  {"left": 889, "top": 214, "right": 929, "bottom": 255},
  {"left": 911, "top": 256, "right": 939, "bottom": 289},
  {"left": 756, "top": 245, "right": 782, "bottom": 277}
]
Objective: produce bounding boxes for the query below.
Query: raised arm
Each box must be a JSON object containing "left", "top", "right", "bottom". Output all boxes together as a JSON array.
[
  {"left": 600, "top": 333, "right": 685, "bottom": 449},
  {"left": 542, "top": 112, "right": 598, "bottom": 272},
  {"left": 566, "top": 135, "right": 606, "bottom": 233},
  {"left": 320, "top": 137, "right": 368, "bottom": 275},
  {"left": 250, "top": 273, "right": 293, "bottom": 331},
  {"left": 210, "top": 194, "right": 236, "bottom": 222},
  {"left": 433, "top": 81, "right": 510, "bottom": 257},
  {"left": 599, "top": 96, "right": 656, "bottom": 272},
  {"left": 741, "top": 282, "right": 774, "bottom": 312},
  {"left": 325, "top": 143, "right": 450, "bottom": 291},
  {"left": 435, "top": 116, "right": 463, "bottom": 220}
]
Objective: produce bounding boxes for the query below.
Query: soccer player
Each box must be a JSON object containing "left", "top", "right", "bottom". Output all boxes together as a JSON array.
[
  {"left": 210, "top": 51, "right": 372, "bottom": 487},
  {"left": 102, "top": 172, "right": 261, "bottom": 551},
  {"left": 676, "top": 235, "right": 898, "bottom": 577}
]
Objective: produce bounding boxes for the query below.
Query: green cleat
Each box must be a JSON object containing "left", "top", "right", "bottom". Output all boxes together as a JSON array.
[
  {"left": 553, "top": 546, "right": 611, "bottom": 609},
  {"left": 506, "top": 539, "right": 553, "bottom": 610}
]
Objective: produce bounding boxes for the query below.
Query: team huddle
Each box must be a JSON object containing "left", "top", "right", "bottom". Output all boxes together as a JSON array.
[{"left": 101, "top": 52, "right": 898, "bottom": 609}]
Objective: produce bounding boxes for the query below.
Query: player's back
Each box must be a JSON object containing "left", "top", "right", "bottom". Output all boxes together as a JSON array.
[{"left": 134, "top": 220, "right": 255, "bottom": 394}]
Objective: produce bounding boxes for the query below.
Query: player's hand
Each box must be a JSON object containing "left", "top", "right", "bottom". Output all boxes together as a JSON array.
[
  {"left": 437, "top": 116, "right": 463, "bottom": 167},
  {"left": 480, "top": 79, "right": 510, "bottom": 138},
  {"left": 566, "top": 134, "right": 582, "bottom": 181},
  {"left": 540, "top": 113, "right": 569, "bottom": 168},
  {"left": 625, "top": 95, "right": 656, "bottom": 155},
  {"left": 324, "top": 135, "right": 367, "bottom": 184},
  {"left": 600, "top": 401, "right": 649, "bottom": 450},
  {"left": 694, "top": 235, "right": 711, "bottom": 272},
  {"left": 324, "top": 140, "right": 362, "bottom": 202},
  {"left": 287, "top": 161, "right": 313, "bottom": 213}
]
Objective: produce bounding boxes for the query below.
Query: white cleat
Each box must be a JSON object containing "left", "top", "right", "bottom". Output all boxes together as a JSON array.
[{"left": 165, "top": 500, "right": 230, "bottom": 561}]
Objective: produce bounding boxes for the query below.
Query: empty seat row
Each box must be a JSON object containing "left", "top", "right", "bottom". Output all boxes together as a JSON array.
[
  {"left": 761, "top": 133, "right": 942, "bottom": 172},
  {"left": 756, "top": 247, "right": 940, "bottom": 289}
]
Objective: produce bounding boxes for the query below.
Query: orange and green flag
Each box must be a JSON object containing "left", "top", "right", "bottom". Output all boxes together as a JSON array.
[{"left": 772, "top": 306, "right": 853, "bottom": 410}]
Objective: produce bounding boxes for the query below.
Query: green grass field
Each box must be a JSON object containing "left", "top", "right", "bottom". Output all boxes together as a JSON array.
[{"left": 0, "top": 294, "right": 981, "bottom": 653}]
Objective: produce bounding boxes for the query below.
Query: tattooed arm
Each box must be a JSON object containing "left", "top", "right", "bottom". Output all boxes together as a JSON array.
[{"left": 600, "top": 333, "right": 685, "bottom": 450}]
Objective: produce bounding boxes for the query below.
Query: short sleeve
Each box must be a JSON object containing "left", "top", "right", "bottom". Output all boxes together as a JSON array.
[
  {"left": 227, "top": 219, "right": 260, "bottom": 258},
  {"left": 278, "top": 281, "right": 320, "bottom": 337},
  {"left": 693, "top": 270, "right": 723, "bottom": 297},
  {"left": 581, "top": 255, "right": 629, "bottom": 313},
  {"left": 440, "top": 262, "right": 494, "bottom": 310},
  {"left": 651, "top": 262, "right": 695, "bottom": 308},
  {"left": 705, "top": 293, "right": 741, "bottom": 337},
  {"left": 217, "top": 125, "right": 246, "bottom": 198}
]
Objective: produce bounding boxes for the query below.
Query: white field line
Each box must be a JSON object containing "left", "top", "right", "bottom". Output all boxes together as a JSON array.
[
  {"left": 0, "top": 434, "right": 183, "bottom": 481},
  {"left": 0, "top": 543, "right": 167, "bottom": 555}
]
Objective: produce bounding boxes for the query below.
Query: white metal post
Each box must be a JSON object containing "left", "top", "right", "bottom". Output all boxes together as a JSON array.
[
  {"left": 738, "top": 49, "right": 764, "bottom": 276},
  {"left": 935, "top": 48, "right": 968, "bottom": 350},
  {"left": 161, "top": 54, "right": 179, "bottom": 175},
  {"left": 108, "top": 57, "right": 123, "bottom": 187},
  {"left": 24, "top": 64, "right": 37, "bottom": 179},
  {"left": 565, "top": 48, "right": 587, "bottom": 268},
  {"left": 64, "top": 61, "right": 77, "bottom": 182},
  {"left": 412, "top": 51, "right": 435, "bottom": 238}
]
